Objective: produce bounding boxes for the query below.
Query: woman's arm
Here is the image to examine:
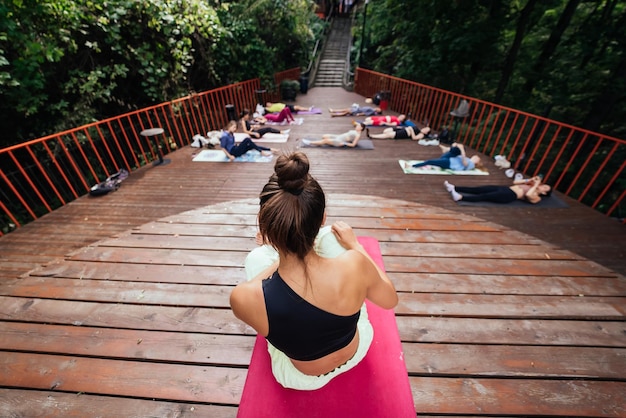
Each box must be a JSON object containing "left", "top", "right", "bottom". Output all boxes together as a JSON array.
[
  {"left": 524, "top": 176, "right": 543, "bottom": 203},
  {"left": 240, "top": 119, "right": 260, "bottom": 138},
  {"left": 331, "top": 221, "right": 398, "bottom": 309},
  {"left": 346, "top": 131, "right": 360, "bottom": 147},
  {"left": 221, "top": 147, "right": 235, "bottom": 161},
  {"left": 230, "top": 279, "right": 268, "bottom": 335},
  {"left": 219, "top": 134, "right": 236, "bottom": 161},
  {"left": 453, "top": 144, "right": 471, "bottom": 167}
]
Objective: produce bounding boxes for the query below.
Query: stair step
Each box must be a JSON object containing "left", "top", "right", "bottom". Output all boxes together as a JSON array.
[{"left": 312, "top": 17, "right": 352, "bottom": 88}]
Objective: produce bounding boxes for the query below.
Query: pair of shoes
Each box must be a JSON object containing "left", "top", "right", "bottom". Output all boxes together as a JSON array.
[
  {"left": 495, "top": 156, "right": 511, "bottom": 169},
  {"left": 444, "top": 180, "right": 455, "bottom": 193},
  {"left": 301, "top": 139, "right": 311, "bottom": 146}
]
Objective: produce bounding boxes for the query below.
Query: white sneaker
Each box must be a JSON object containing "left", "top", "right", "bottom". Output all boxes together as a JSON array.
[
  {"left": 301, "top": 139, "right": 311, "bottom": 146},
  {"left": 444, "top": 181, "right": 455, "bottom": 193},
  {"left": 418, "top": 139, "right": 428, "bottom": 145},
  {"left": 282, "top": 129, "right": 291, "bottom": 134},
  {"left": 451, "top": 190, "right": 462, "bottom": 201},
  {"left": 426, "top": 139, "right": 440, "bottom": 146}
]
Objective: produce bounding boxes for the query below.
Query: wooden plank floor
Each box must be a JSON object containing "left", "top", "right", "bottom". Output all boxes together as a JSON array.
[{"left": 1, "top": 87, "right": 625, "bottom": 417}]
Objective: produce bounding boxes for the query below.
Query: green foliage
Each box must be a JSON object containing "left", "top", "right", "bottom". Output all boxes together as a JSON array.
[
  {"left": 359, "top": 0, "right": 625, "bottom": 139},
  {"left": 0, "top": 0, "right": 319, "bottom": 146},
  {"left": 211, "top": 0, "right": 318, "bottom": 87}
]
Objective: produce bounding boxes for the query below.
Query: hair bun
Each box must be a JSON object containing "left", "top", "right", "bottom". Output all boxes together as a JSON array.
[{"left": 274, "top": 152, "right": 309, "bottom": 194}]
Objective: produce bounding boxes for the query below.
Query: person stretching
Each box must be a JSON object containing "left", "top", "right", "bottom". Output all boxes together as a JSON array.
[
  {"left": 444, "top": 176, "right": 552, "bottom": 204},
  {"left": 302, "top": 122, "right": 366, "bottom": 148},
  {"left": 409, "top": 143, "right": 484, "bottom": 172},
  {"left": 362, "top": 114, "right": 406, "bottom": 126},
  {"left": 220, "top": 121, "right": 277, "bottom": 161},
  {"left": 239, "top": 109, "right": 290, "bottom": 139},
  {"left": 264, "top": 107, "right": 296, "bottom": 124},
  {"left": 369, "top": 126, "right": 430, "bottom": 140},
  {"left": 329, "top": 104, "right": 382, "bottom": 117}
]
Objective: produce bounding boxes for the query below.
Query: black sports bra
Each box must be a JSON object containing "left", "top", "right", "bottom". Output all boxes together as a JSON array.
[{"left": 262, "top": 270, "right": 360, "bottom": 361}]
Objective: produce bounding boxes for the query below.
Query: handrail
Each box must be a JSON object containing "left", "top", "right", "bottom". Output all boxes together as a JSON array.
[
  {"left": 343, "top": 10, "right": 357, "bottom": 89},
  {"left": 354, "top": 68, "right": 626, "bottom": 219},
  {"left": 305, "top": 8, "right": 334, "bottom": 87},
  {"left": 305, "top": 9, "right": 332, "bottom": 76},
  {"left": 1, "top": 70, "right": 624, "bottom": 235},
  {"left": 0, "top": 79, "right": 264, "bottom": 235}
]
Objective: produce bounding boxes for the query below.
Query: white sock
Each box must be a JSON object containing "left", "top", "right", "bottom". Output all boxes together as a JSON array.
[
  {"left": 451, "top": 190, "right": 462, "bottom": 201},
  {"left": 444, "top": 181, "right": 455, "bottom": 193}
]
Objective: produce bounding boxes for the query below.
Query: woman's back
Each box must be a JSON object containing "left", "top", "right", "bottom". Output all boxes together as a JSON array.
[
  {"left": 230, "top": 152, "right": 398, "bottom": 389},
  {"left": 262, "top": 255, "right": 364, "bottom": 361}
]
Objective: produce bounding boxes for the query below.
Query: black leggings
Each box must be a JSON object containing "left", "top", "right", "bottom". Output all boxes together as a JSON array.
[
  {"left": 229, "top": 138, "right": 270, "bottom": 157},
  {"left": 254, "top": 127, "right": 280, "bottom": 136},
  {"left": 456, "top": 185, "right": 518, "bottom": 203}
]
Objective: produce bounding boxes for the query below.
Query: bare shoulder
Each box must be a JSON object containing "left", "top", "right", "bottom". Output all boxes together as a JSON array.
[
  {"left": 230, "top": 280, "right": 267, "bottom": 333},
  {"left": 332, "top": 250, "right": 375, "bottom": 279}
]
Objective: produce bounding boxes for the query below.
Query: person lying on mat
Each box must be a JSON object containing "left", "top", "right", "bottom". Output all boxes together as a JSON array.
[
  {"left": 362, "top": 114, "right": 406, "bottom": 126},
  {"left": 263, "top": 106, "right": 296, "bottom": 124},
  {"left": 329, "top": 104, "right": 382, "bottom": 117},
  {"left": 219, "top": 120, "right": 278, "bottom": 161},
  {"left": 301, "top": 122, "right": 366, "bottom": 147},
  {"left": 369, "top": 125, "right": 431, "bottom": 140},
  {"left": 265, "top": 102, "right": 312, "bottom": 114},
  {"left": 230, "top": 152, "right": 398, "bottom": 390},
  {"left": 239, "top": 109, "right": 290, "bottom": 139},
  {"left": 408, "top": 143, "right": 486, "bottom": 172},
  {"left": 444, "top": 176, "right": 552, "bottom": 204}
]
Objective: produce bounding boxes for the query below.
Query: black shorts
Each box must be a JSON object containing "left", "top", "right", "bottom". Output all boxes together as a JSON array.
[{"left": 394, "top": 129, "right": 410, "bottom": 139}]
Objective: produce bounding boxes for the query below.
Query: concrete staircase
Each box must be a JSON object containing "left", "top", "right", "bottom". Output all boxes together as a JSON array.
[{"left": 313, "top": 17, "right": 352, "bottom": 88}]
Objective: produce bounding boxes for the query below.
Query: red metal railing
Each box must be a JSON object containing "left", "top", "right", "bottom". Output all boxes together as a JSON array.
[
  {"left": 355, "top": 68, "right": 625, "bottom": 219},
  {"left": 1, "top": 68, "right": 624, "bottom": 234},
  {"left": 0, "top": 78, "right": 271, "bottom": 235}
]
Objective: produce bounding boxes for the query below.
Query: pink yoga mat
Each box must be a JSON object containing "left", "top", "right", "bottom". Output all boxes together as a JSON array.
[{"left": 237, "top": 237, "right": 416, "bottom": 418}]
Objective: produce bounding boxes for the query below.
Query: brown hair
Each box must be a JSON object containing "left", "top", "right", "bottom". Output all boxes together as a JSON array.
[{"left": 258, "top": 152, "right": 325, "bottom": 260}]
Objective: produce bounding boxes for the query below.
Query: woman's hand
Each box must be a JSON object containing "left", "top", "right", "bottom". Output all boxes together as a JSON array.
[{"left": 331, "top": 221, "right": 361, "bottom": 250}]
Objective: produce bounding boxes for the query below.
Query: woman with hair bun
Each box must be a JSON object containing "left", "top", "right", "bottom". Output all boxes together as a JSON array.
[{"left": 230, "top": 152, "right": 398, "bottom": 390}]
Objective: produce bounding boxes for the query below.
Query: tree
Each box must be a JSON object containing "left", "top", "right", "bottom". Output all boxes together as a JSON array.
[
  {"left": 360, "top": 0, "right": 625, "bottom": 138},
  {"left": 0, "top": 0, "right": 320, "bottom": 146}
]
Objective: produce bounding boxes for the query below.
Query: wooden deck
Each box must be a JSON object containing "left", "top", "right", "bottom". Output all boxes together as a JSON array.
[{"left": 0, "top": 87, "right": 625, "bottom": 417}]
